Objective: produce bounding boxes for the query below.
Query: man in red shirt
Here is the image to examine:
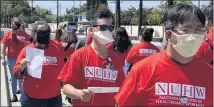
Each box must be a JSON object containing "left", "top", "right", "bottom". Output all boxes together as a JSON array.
[
  {"left": 195, "top": 4, "right": 213, "bottom": 65},
  {"left": 1, "top": 18, "right": 29, "bottom": 102},
  {"left": 13, "top": 21, "right": 64, "bottom": 107},
  {"left": 115, "top": 4, "right": 213, "bottom": 106},
  {"left": 124, "top": 28, "right": 160, "bottom": 76},
  {"left": 57, "top": 10, "right": 125, "bottom": 106}
]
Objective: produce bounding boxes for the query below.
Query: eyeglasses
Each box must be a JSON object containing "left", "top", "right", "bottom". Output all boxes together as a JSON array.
[
  {"left": 93, "top": 25, "right": 115, "bottom": 32},
  {"left": 171, "top": 28, "right": 206, "bottom": 35}
]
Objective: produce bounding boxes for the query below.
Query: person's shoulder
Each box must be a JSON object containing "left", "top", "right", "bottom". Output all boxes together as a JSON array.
[
  {"left": 194, "top": 56, "right": 213, "bottom": 71},
  {"left": 133, "top": 51, "right": 165, "bottom": 70}
]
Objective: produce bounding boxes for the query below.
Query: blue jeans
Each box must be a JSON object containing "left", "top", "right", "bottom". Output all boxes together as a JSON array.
[
  {"left": 6, "top": 57, "right": 22, "bottom": 95},
  {"left": 20, "top": 91, "right": 62, "bottom": 107}
]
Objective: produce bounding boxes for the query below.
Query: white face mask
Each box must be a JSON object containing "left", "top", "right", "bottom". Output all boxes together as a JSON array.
[
  {"left": 171, "top": 31, "right": 204, "bottom": 57},
  {"left": 94, "top": 30, "right": 114, "bottom": 45}
]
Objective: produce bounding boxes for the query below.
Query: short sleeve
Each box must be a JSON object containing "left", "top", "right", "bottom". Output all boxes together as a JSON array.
[
  {"left": 125, "top": 47, "right": 136, "bottom": 64},
  {"left": 115, "top": 68, "right": 140, "bottom": 106},
  {"left": 1, "top": 31, "right": 10, "bottom": 45},
  {"left": 57, "top": 51, "right": 82, "bottom": 86}
]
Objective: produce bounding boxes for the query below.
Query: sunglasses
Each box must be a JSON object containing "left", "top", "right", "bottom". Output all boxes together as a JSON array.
[
  {"left": 36, "top": 30, "right": 50, "bottom": 37},
  {"left": 93, "top": 25, "right": 115, "bottom": 32}
]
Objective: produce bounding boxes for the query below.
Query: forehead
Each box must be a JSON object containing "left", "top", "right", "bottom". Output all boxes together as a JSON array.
[
  {"left": 175, "top": 16, "right": 204, "bottom": 29},
  {"left": 96, "top": 18, "right": 112, "bottom": 25},
  {"left": 37, "top": 24, "right": 49, "bottom": 30}
]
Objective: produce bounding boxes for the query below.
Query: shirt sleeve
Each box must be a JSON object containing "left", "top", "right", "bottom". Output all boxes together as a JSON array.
[
  {"left": 57, "top": 51, "right": 81, "bottom": 86},
  {"left": 13, "top": 48, "right": 28, "bottom": 79},
  {"left": 125, "top": 47, "right": 135, "bottom": 64},
  {"left": 1, "top": 31, "right": 10, "bottom": 45},
  {"left": 115, "top": 68, "right": 140, "bottom": 106}
]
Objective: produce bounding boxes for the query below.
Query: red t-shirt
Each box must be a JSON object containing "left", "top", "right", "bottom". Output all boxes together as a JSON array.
[
  {"left": 57, "top": 45, "right": 125, "bottom": 106},
  {"left": 106, "top": 42, "right": 128, "bottom": 65},
  {"left": 60, "top": 41, "right": 76, "bottom": 58},
  {"left": 125, "top": 42, "right": 160, "bottom": 64},
  {"left": 115, "top": 51, "right": 213, "bottom": 106},
  {"left": 1, "top": 30, "right": 29, "bottom": 58},
  {"left": 195, "top": 28, "right": 213, "bottom": 64},
  {"left": 13, "top": 40, "right": 65, "bottom": 99},
  {"left": 85, "top": 33, "right": 93, "bottom": 45}
]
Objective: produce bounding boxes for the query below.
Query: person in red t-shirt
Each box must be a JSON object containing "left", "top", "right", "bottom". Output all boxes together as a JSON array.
[
  {"left": 195, "top": 4, "right": 213, "bottom": 65},
  {"left": 124, "top": 28, "right": 160, "bottom": 76},
  {"left": 106, "top": 27, "right": 132, "bottom": 66},
  {"left": 1, "top": 18, "right": 28, "bottom": 102},
  {"left": 115, "top": 4, "right": 213, "bottom": 106},
  {"left": 60, "top": 31, "right": 78, "bottom": 62},
  {"left": 57, "top": 10, "right": 125, "bottom": 106},
  {"left": 13, "top": 22, "right": 64, "bottom": 107}
]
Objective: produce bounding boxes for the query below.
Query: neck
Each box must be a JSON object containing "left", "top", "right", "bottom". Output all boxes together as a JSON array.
[
  {"left": 166, "top": 43, "right": 193, "bottom": 64},
  {"left": 91, "top": 40, "right": 108, "bottom": 58}
]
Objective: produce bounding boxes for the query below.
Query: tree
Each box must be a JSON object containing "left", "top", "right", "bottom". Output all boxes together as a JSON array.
[
  {"left": 86, "top": 0, "right": 108, "bottom": 21},
  {"left": 147, "top": 8, "right": 162, "bottom": 25}
]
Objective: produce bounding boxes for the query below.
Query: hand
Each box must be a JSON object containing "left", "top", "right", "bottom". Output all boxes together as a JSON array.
[
  {"left": 20, "top": 58, "right": 29, "bottom": 71},
  {"left": 77, "top": 89, "right": 93, "bottom": 102},
  {"left": 1, "top": 58, "right": 6, "bottom": 66}
]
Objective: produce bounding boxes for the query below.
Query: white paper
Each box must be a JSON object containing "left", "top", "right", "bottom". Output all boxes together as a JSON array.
[
  {"left": 88, "top": 87, "right": 119, "bottom": 93},
  {"left": 26, "top": 47, "right": 44, "bottom": 79},
  {"left": 69, "top": 25, "right": 77, "bottom": 30}
]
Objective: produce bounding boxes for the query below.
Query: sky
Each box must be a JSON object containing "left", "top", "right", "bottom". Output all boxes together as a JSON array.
[{"left": 28, "top": 0, "right": 210, "bottom": 16}]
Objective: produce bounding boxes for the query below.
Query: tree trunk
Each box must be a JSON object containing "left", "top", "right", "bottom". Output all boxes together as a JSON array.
[
  {"left": 168, "top": 0, "right": 173, "bottom": 8},
  {"left": 115, "top": 0, "right": 120, "bottom": 28},
  {"left": 138, "top": 0, "right": 143, "bottom": 37}
]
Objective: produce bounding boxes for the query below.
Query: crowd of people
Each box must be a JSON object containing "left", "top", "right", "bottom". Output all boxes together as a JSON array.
[{"left": 0, "top": 3, "right": 213, "bottom": 107}]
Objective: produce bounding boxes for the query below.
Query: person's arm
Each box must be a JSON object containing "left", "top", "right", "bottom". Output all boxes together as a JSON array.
[
  {"left": 57, "top": 52, "right": 93, "bottom": 101},
  {"left": 13, "top": 48, "right": 28, "bottom": 79},
  {"left": 1, "top": 44, "right": 6, "bottom": 59}
]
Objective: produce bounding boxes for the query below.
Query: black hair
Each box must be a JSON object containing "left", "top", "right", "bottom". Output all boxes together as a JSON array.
[
  {"left": 140, "top": 28, "right": 154, "bottom": 42},
  {"left": 204, "top": 4, "right": 213, "bottom": 25},
  {"left": 113, "top": 27, "right": 132, "bottom": 53},
  {"left": 91, "top": 9, "right": 112, "bottom": 25},
  {"left": 163, "top": 4, "right": 206, "bottom": 31}
]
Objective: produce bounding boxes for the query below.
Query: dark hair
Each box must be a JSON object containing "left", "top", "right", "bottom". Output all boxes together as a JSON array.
[
  {"left": 163, "top": 4, "right": 206, "bottom": 31},
  {"left": 204, "top": 4, "right": 213, "bottom": 25},
  {"left": 62, "top": 32, "right": 78, "bottom": 43},
  {"left": 140, "top": 28, "right": 154, "bottom": 42},
  {"left": 55, "top": 28, "right": 62, "bottom": 42},
  {"left": 91, "top": 9, "right": 112, "bottom": 25},
  {"left": 30, "top": 21, "right": 51, "bottom": 43},
  {"left": 113, "top": 27, "right": 132, "bottom": 53}
]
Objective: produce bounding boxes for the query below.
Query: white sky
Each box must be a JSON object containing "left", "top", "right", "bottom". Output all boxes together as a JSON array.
[{"left": 28, "top": 0, "right": 210, "bottom": 15}]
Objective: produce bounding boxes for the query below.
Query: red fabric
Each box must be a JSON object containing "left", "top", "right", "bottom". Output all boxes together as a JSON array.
[
  {"left": 115, "top": 51, "right": 213, "bottom": 106},
  {"left": 60, "top": 41, "right": 76, "bottom": 58},
  {"left": 125, "top": 42, "right": 160, "bottom": 64},
  {"left": 85, "top": 33, "right": 93, "bottom": 45},
  {"left": 195, "top": 28, "right": 213, "bottom": 64},
  {"left": 1, "top": 30, "right": 29, "bottom": 58},
  {"left": 106, "top": 42, "right": 128, "bottom": 65},
  {"left": 13, "top": 40, "right": 65, "bottom": 99},
  {"left": 57, "top": 45, "right": 125, "bottom": 106}
]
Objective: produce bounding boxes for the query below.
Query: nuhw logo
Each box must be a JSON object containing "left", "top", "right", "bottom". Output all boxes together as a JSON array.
[
  {"left": 84, "top": 66, "right": 118, "bottom": 81},
  {"left": 139, "top": 49, "right": 157, "bottom": 56},
  {"left": 155, "top": 82, "right": 206, "bottom": 100},
  {"left": 44, "top": 56, "right": 57, "bottom": 65}
]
